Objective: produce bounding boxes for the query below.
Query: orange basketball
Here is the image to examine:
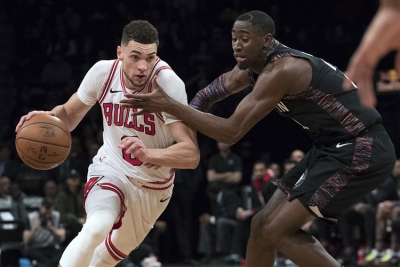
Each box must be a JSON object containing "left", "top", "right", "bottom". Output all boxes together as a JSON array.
[{"left": 15, "top": 114, "right": 72, "bottom": 170}]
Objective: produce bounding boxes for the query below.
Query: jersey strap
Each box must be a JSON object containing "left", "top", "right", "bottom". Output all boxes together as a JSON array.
[
  {"left": 99, "top": 59, "right": 120, "bottom": 104},
  {"left": 148, "top": 65, "right": 172, "bottom": 121},
  {"left": 269, "top": 52, "right": 300, "bottom": 63}
]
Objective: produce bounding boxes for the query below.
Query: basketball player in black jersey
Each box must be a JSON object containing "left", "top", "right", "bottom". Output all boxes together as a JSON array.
[{"left": 121, "top": 10, "right": 396, "bottom": 267}]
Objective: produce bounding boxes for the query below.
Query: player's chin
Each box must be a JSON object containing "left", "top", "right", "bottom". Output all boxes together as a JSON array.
[
  {"left": 132, "top": 81, "right": 146, "bottom": 88},
  {"left": 237, "top": 62, "right": 248, "bottom": 70}
]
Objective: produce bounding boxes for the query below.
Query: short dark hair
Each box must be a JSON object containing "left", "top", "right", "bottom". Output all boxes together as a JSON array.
[
  {"left": 282, "top": 158, "right": 298, "bottom": 166},
  {"left": 236, "top": 10, "right": 275, "bottom": 37},
  {"left": 41, "top": 198, "right": 54, "bottom": 210},
  {"left": 121, "top": 20, "right": 159, "bottom": 47}
]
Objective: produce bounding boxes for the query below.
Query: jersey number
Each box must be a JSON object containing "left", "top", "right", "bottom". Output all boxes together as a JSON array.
[{"left": 121, "top": 136, "right": 143, "bottom": 166}]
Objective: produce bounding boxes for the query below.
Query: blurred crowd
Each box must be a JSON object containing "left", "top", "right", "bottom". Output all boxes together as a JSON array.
[{"left": 1, "top": 0, "right": 400, "bottom": 266}]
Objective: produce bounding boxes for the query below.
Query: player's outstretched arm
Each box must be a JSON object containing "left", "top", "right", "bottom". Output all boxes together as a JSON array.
[
  {"left": 120, "top": 76, "right": 241, "bottom": 143},
  {"left": 344, "top": 0, "right": 400, "bottom": 107},
  {"left": 121, "top": 62, "right": 288, "bottom": 144}
]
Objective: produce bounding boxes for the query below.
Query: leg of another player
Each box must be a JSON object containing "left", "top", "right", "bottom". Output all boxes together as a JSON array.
[
  {"left": 59, "top": 187, "right": 120, "bottom": 267},
  {"left": 246, "top": 190, "right": 341, "bottom": 267}
]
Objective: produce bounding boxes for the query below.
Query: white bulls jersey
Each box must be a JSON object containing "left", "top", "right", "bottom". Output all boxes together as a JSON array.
[{"left": 77, "top": 58, "right": 187, "bottom": 182}]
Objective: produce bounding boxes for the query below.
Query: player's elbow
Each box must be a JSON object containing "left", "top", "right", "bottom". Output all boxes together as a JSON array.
[
  {"left": 187, "top": 153, "right": 201, "bottom": 169},
  {"left": 222, "top": 138, "right": 239, "bottom": 145},
  {"left": 218, "top": 132, "right": 242, "bottom": 145},
  {"left": 181, "top": 145, "right": 200, "bottom": 169}
]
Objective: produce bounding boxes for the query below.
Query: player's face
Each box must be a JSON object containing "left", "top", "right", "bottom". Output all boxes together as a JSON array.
[
  {"left": 118, "top": 40, "right": 158, "bottom": 90},
  {"left": 231, "top": 21, "right": 269, "bottom": 72}
]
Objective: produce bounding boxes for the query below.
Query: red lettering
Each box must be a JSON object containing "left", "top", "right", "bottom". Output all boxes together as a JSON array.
[
  {"left": 102, "top": 103, "right": 155, "bottom": 134},
  {"left": 103, "top": 103, "right": 113, "bottom": 126},
  {"left": 121, "top": 136, "right": 143, "bottom": 166},
  {"left": 144, "top": 114, "right": 155, "bottom": 135},
  {"left": 132, "top": 108, "right": 144, "bottom": 132},
  {"left": 114, "top": 104, "right": 124, "bottom": 126},
  {"left": 123, "top": 108, "right": 133, "bottom": 128}
]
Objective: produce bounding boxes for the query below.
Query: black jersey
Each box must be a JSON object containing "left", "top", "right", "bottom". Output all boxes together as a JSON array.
[{"left": 263, "top": 41, "right": 382, "bottom": 145}]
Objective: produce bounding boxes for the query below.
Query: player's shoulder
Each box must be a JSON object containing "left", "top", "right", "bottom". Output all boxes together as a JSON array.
[
  {"left": 155, "top": 58, "right": 173, "bottom": 73},
  {"left": 263, "top": 56, "right": 303, "bottom": 75},
  {"left": 154, "top": 58, "right": 181, "bottom": 80}
]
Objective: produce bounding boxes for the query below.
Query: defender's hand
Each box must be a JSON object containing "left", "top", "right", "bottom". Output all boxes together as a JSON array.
[{"left": 120, "top": 77, "right": 172, "bottom": 115}]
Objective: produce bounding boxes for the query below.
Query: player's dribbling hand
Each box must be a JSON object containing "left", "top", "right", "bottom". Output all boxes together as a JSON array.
[
  {"left": 120, "top": 75, "right": 172, "bottom": 115},
  {"left": 15, "top": 110, "right": 56, "bottom": 132}
]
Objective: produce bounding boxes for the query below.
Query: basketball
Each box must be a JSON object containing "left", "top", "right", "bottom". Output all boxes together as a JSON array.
[{"left": 15, "top": 114, "right": 72, "bottom": 170}]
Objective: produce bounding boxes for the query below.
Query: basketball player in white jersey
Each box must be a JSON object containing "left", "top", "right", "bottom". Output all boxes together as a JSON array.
[{"left": 15, "top": 20, "right": 200, "bottom": 267}]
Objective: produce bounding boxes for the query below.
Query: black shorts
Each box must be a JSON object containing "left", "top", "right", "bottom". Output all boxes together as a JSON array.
[{"left": 273, "top": 124, "right": 396, "bottom": 224}]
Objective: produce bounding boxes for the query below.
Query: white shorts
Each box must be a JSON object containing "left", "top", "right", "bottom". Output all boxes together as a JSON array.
[{"left": 84, "top": 162, "right": 174, "bottom": 260}]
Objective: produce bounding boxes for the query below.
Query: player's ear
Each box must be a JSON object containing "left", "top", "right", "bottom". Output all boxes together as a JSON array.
[
  {"left": 117, "top": 46, "right": 122, "bottom": 60},
  {"left": 263, "top": 33, "right": 273, "bottom": 47}
]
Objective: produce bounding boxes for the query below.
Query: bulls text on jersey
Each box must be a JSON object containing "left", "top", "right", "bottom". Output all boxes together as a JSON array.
[{"left": 103, "top": 103, "right": 155, "bottom": 135}]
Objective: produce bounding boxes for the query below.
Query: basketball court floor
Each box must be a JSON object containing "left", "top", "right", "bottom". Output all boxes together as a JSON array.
[
  {"left": 162, "top": 264, "right": 369, "bottom": 267},
  {"left": 162, "top": 261, "right": 372, "bottom": 267}
]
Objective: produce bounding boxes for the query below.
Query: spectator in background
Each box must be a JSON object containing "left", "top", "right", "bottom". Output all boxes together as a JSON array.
[
  {"left": 15, "top": 163, "right": 50, "bottom": 196},
  {"left": 42, "top": 179, "right": 59, "bottom": 203},
  {"left": 207, "top": 141, "right": 243, "bottom": 193},
  {"left": 9, "top": 182, "right": 27, "bottom": 204},
  {"left": 394, "top": 159, "right": 400, "bottom": 195},
  {"left": 197, "top": 182, "right": 242, "bottom": 264},
  {"left": 337, "top": 176, "right": 399, "bottom": 266},
  {"left": 0, "top": 176, "right": 11, "bottom": 200},
  {"left": 268, "top": 162, "right": 282, "bottom": 179},
  {"left": 290, "top": 149, "right": 304, "bottom": 163},
  {"left": 22, "top": 198, "right": 66, "bottom": 267},
  {"left": 0, "top": 141, "right": 20, "bottom": 181},
  {"left": 224, "top": 160, "right": 276, "bottom": 264},
  {"left": 362, "top": 159, "right": 400, "bottom": 265},
  {"left": 9, "top": 181, "right": 29, "bottom": 227},
  {"left": 0, "top": 176, "right": 28, "bottom": 224},
  {"left": 282, "top": 158, "right": 298, "bottom": 176},
  {"left": 162, "top": 166, "right": 204, "bottom": 265},
  {"left": 55, "top": 169, "right": 85, "bottom": 246}
]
